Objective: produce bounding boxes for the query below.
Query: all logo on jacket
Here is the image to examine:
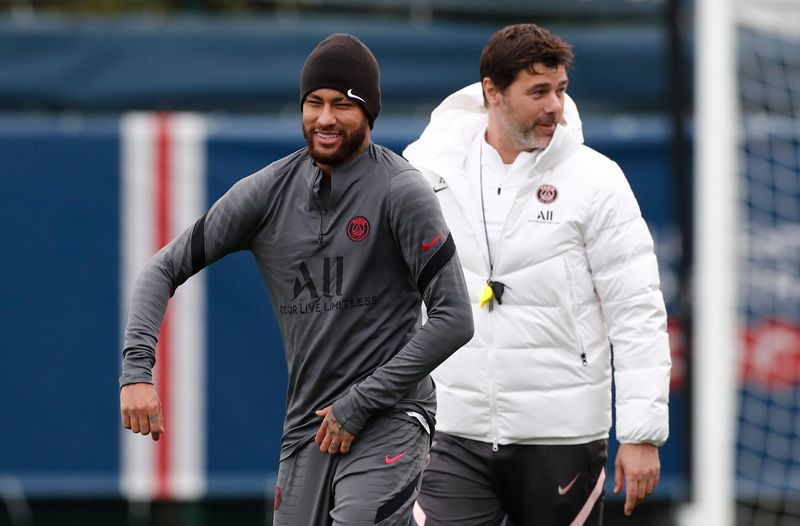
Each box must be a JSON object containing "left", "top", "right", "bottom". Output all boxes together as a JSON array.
[
  {"left": 530, "top": 184, "right": 561, "bottom": 224},
  {"left": 280, "top": 257, "right": 378, "bottom": 315}
]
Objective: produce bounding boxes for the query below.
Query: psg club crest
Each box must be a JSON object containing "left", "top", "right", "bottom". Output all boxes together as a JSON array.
[
  {"left": 346, "top": 216, "right": 370, "bottom": 242},
  {"left": 536, "top": 184, "right": 559, "bottom": 204}
]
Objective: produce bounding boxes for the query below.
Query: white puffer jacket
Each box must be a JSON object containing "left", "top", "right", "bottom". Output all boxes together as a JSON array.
[{"left": 404, "top": 83, "right": 670, "bottom": 447}]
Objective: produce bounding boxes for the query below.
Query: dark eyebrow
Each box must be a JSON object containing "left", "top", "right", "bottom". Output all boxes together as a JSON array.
[{"left": 527, "top": 80, "right": 569, "bottom": 93}]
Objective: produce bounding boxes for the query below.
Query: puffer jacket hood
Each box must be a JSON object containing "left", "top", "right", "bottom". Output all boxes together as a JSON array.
[{"left": 404, "top": 82, "right": 584, "bottom": 178}]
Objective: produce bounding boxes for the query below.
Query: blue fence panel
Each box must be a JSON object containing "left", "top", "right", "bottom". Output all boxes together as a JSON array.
[
  {"left": 0, "top": 117, "right": 122, "bottom": 494},
  {"left": 0, "top": 17, "right": 669, "bottom": 114}
]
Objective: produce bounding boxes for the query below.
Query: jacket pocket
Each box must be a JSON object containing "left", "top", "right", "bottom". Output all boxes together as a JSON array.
[{"left": 561, "top": 254, "right": 588, "bottom": 366}]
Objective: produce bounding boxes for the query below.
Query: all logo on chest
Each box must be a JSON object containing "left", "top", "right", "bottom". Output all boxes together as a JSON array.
[{"left": 530, "top": 184, "right": 561, "bottom": 225}]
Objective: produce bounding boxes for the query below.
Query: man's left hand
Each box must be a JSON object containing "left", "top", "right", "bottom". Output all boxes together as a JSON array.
[
  {"left": 613, "top": 443, "right": 660, "bottom": 516},
  {"left": 314, "top": 406, "right": 355, "bottom": 455}
]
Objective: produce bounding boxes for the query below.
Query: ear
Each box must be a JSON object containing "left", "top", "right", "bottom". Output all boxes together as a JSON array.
[{"left": 482, "top": 77, "right": 501, "bottom": 107}]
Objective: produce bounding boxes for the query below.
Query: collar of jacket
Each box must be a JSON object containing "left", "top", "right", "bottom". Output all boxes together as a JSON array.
[{"left": 305, "top": 142, "right": 377, "bottom": 211}]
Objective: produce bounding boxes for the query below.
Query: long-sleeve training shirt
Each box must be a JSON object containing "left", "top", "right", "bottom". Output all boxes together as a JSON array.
[{"left": 120, "top": 142, "right": 474, "bottom": 459}]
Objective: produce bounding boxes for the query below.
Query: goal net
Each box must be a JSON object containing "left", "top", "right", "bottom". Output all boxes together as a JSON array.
[{"left": 735, "top": 0, "right": 800, "bottom": 523}]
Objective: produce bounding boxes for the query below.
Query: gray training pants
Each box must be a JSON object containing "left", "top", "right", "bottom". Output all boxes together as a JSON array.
[{"left": 274, "top": 413, "right": 429, "bottom": 526}]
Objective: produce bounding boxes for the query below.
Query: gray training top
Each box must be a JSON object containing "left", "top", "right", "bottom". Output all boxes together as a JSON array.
[{"left": 120, "top": 142, "right": 474, "bottom": 459}]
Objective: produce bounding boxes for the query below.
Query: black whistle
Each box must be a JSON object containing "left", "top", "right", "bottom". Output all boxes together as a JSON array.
[{"left": 489, "top": 280, "right": 506, "bottom": 305}]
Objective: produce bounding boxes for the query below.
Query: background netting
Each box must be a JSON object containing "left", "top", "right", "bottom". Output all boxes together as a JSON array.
[{"left": 736, "top": 1, "right": 800, "bottom": 523}]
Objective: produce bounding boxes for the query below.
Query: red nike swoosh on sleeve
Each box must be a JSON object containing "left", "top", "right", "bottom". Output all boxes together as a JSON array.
[{"left": 420, "top": 233, "right": 443, "bottom": 251}]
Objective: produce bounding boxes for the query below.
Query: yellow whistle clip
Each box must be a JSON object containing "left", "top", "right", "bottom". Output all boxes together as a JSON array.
[{"left": 479, "top": 283, "right": 495, "bottom": 309}]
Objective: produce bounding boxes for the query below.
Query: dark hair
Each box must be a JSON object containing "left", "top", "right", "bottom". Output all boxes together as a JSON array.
[{"left": 479, "top": 24, "right": 573, "bottom": 100}]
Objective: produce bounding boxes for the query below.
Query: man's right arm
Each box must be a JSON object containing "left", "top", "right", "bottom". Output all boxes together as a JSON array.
[{"left": 120, "top": 171, "right": 270, "bottom": 386}]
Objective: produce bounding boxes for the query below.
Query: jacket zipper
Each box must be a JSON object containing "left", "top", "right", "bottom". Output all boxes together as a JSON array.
[
  {"left": 488, "top": 337, "right": 499, "bottom": 451},
  {"left": 313, "top": 172, "right": 331, "bottom": 245},
  {"left": 562, "top": 255, "right": 588, "bottom": 366},
  {"left": 313, "top": 193, "right": 325, "bottom": 244}
]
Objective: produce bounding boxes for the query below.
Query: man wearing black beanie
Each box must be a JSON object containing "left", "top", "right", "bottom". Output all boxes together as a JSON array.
[{"left": 118, "top": 33, "right": 472, "bottom": 525}]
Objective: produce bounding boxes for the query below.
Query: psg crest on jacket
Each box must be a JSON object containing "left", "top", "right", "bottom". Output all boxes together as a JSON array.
[
  {"left": 536, "top": 184, "right": 559, "bottom": 204},
  {"left": 347, "top": 216, "right": 370, "bottom": 241}
]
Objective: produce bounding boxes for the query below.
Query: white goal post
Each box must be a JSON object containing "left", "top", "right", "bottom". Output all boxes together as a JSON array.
[{"left": 690, "top": 0, "right": 739, "bottom": 523}]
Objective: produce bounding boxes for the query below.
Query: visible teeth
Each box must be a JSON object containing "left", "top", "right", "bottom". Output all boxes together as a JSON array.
[{"left": 318, "top": 133, "right": 338, "bottom": 139}]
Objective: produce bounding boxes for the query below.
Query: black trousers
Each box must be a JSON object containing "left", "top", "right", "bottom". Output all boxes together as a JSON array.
[{"left": 415, "top": 433, "right": 607, "bottom": 526}]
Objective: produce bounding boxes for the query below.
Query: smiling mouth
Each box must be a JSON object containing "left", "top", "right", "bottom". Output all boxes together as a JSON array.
[
  {"left": 315, "top": 131, "right": 341, "bottom": 145},
  {"left": 536, "top": 123, "right": 556, "bottom": 135}
]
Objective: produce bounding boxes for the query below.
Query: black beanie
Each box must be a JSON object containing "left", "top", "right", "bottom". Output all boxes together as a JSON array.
[{"left": 300, "top": 34, "right": 381, "bottom": 129}]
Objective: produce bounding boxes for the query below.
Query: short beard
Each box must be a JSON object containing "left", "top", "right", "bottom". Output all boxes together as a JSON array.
[
  {"left": 502, "top": 120, "right": 544, "bottom": 151},
  {"left": 500, "top": 97, "right": 553, "bottom": 150},
  {"left": 303, "top": 121, "right": 369, "bottom": 168}
]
